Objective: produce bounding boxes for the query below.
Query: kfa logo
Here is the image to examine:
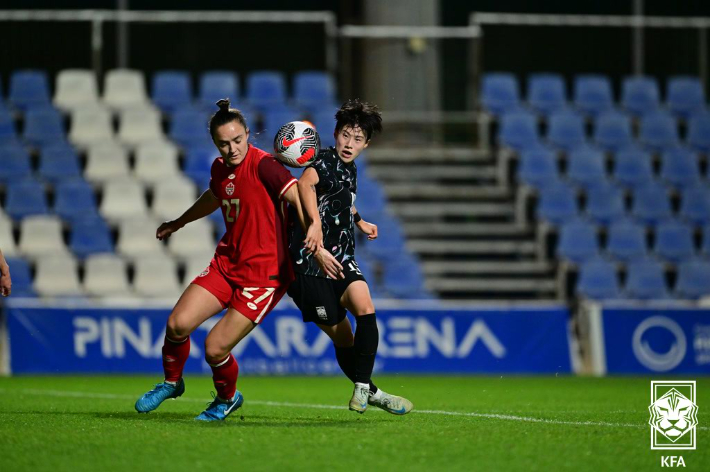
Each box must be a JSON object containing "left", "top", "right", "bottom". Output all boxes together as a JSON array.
[
  {"left": 225, "top": 182, "right": 235, "bottom": 196},
  {"left": 649, "top": 381, "right": 698, "bottom": 450}
]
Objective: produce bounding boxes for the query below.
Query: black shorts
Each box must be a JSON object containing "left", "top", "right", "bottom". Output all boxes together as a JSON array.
[{"left": 287, "top": 260, "right": 367, "bottom": 326}]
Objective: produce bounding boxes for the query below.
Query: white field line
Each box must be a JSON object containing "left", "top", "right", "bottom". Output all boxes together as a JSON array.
[{"left": 0, "top": 387, "right": 707, "bottom": 431}]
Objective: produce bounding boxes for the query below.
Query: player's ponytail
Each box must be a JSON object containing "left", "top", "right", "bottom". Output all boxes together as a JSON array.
[{"left": 209, "top": 98, "right": 249, "bottom": 139}]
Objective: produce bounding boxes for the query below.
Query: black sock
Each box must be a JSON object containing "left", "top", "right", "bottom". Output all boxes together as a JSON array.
[
  {"left": 353, "top": 313, "right": 379, "bottom": 385},
  {"left": 335, "top": 345, "right": 378, "bottom": 394}
]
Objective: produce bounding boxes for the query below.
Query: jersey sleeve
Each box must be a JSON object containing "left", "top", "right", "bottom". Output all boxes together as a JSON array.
[
  {"left": 312, "top": 157, "right": 336, "bottom": 191},
  {"left": 258, "top": 156, "right": 298, "bottom": 200}
]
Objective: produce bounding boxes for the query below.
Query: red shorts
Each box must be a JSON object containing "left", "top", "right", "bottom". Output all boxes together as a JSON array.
[{"left": 191, "top": 259, "right": 288, "bottom": 324}]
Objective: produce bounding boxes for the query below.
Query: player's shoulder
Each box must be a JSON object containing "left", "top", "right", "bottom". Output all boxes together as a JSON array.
[{"left": 210, "top": 156, "right": 226, "bottom": 174}]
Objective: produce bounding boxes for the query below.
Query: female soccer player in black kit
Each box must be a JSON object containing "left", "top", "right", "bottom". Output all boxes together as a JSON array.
[{"left": 288, "top": 99, "right": 413, "bottom": 415}]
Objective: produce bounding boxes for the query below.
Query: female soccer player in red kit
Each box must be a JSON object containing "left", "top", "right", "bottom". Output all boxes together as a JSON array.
[{"left": 134, "top": 99, "right": 319, "bottom": 421}]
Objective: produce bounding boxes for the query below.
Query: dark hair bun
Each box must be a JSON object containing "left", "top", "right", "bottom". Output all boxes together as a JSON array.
[{"left": 216, "top": 98, "right": 231, "bottom": 112}]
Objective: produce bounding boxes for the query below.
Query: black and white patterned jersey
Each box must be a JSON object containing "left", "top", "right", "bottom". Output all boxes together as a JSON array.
[{"left": 288, "top": 147, "right": 358, "bottom": 278}]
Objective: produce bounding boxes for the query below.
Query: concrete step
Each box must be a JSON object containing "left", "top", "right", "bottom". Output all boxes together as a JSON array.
[
  {"left": 366, "top": 146, "right": 490, "bottom": 163},
  {"left": 422, "top": 261, "right": 552, "bottom": 275},
  {"left": 385, "top": 183, "right": 511, "bottom": 200},
  {"left": 391, "top": 202, "right": 514, "bottom": 219},
  {"left": 368, "top": 165, "right": 498, "bottom": 182},
  {"left": 404, "top": 222, "right": 531, "bottom": 237},
  {"left": 426, "top": 277, "right": 558, "bottom": 293},
  {"left": 408, "top": 240, "right": 537, "bottom": 255}
]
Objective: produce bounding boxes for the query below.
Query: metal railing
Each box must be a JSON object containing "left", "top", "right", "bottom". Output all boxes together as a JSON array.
[
  {"left": 469, "top": 11, "right": 710, "bottom": 85},
  {"left": 0, "top": 9, "right": 338, "bottom": 76}
]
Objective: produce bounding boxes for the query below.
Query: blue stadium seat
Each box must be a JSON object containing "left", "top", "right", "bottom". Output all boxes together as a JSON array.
[
  {"left": 631, "top": 181, "right": 672, "bottom": 225},
  {"left": 567, "top": 146, "right": 608, "bottom": 190},
  {"left": 169, "top": 109, "right": 209, "bottom": 148},
  {"left": 621, "top": 76, "right": 661, "bottom": 116},
  {"left": 8, "top": 70, "right": 51, "bottom": 111},
  {"left": 675, "top": 260, "right": 710, "bottom": 299},
  {"left": 0, "top": 107, "right": 17, "bottom": 143},
  {"left": 293, "top": 71, "right": 337, "bottom": 113},
  {"left": 198, "top": 71, "right": 240, "bottom": 112},
  {"left": 654, "top": 219, "right": 695, "bottom": 263},
  {"left": 704, "top": 224, "right": 710, "bottom": 255},
  {"left": 517, "top": 147, "right": 560, "bottom": 189},
  {"left": 576, "top": 257, "right": 621, "bottom": 300},
  {"left": 536, "top": 182, "right": 578, "bottom": 225},
  {"left": 606, "top": 219, "right": 647, "bottom": 262},
  {"left": 382, "top": 254, "right": 431, "bottom": 299},
  {"left": 593, "top": 111, "right": 633, "bottom": 151},
  {"left": 152, "top": 70, "right": 193, "bottom": 114},
  {"left": 183, "top": 145, "right": 216, "bottom": 189},
  {"left": 481, "top": 72, "right": 521, "bottom": 116},
  {"left": 3, "top": 257, "right": 36, "bottom": 297},
  {"left": 0, "top": 144, "right": 33, "bottom": 183},
  {"left": 4, "top": 178, "right": 49, "bottom": 220},
  {"left": 311, "top": 109, "right": 337, "bottom": 148},
  {"left": 639, "top": 111, "right": 679, "bottom": 151},
  {"left": 38, "top": 145, "right": 82, "bottom": 183},
  {"left": 556, "top": 218, "right": 600, "bottom": 263},
  {"left": 54, "top": 179, "right": 100, "bottom": 224},
  {"left": 660, "top": 147, "right": 701, "bottom": 189},
  {"left": 667, "top": 76, "right": 705, "bottom": 118},
  {"left": 246, "top": 71, "right": 288, "bottom": 111},
  {"left": 585, "top": 183, "right": 626, "bottom": 225},
  {"left": 69, "top": 217, "right": 113, "bottom": 258},
  {"left": 527, "top": 73, "right": 566, "bottom": 116},
  {"left": 256, "top": 107, "right": 304, "bottom": 150},
  {"left": 362, "top": 217, "right": 407, "bottom": 262},
  {"left": 624, "top": 258, "right": 670, "bottom": 300},
  {"left": 547, "top": 109, "right": 586, "bottom": 151},
  {"left": 573, "top": 75, "right": 614, "bottom": 117},
  {"left": 23, "top": 108, "right": 66, "bottom": 147},
  {"left": 686, "top": 113, "right": 710, "bottom": 153},
  {"left": 679, "top": 186, "right": 710, "bottom": 225},
  {"left": 498, "top": 110, "right": 540, "bottom": 150},
  {"left": 612, "top": 147, "right": 654, "bottom": 190}
]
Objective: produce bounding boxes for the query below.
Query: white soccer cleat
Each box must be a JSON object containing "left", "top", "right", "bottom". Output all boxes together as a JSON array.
[
  {"left": 368, "top": 389, "right": 413, "bottom": 415},
  {"left": 348, "top": 383, "right": 370, "bottom": 414}
]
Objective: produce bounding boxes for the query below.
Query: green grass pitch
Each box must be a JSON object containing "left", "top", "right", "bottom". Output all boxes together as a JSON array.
[{"left": 0, "top": 375, "right": 708, "bottom": 471}]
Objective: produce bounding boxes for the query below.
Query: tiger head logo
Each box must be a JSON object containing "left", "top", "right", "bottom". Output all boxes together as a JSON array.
[{"left": 648, "top": 388, "right": 698, "bottom": 442}]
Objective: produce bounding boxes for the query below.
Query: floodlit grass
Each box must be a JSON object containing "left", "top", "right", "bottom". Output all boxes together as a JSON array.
[{"left": 0, "top": 375, "right": 708, "bottom": 471}]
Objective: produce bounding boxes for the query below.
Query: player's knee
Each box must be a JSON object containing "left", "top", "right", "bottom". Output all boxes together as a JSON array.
[
  {"left": 352, "top": 305, "right": 375, "bottom": 317},
  {"left": 204, "top": 340, "right": 228, "bottom": 364},
  {"left": 166, "top": 313, "right": 190, "bottom": 340}
]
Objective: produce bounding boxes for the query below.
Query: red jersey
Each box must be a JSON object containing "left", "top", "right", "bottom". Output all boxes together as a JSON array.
[{"left": 209, "top": 145, "right": 297, "bottom": 287}]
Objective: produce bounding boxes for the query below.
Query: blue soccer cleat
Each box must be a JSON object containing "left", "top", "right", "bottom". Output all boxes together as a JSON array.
[
  {"left": 135, "top": 378, "right": 185, "bottom": 413},
  {"left": 195, "top": 391, "right": 244, "bottom": 421}
]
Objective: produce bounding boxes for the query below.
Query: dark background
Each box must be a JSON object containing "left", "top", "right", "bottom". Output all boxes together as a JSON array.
[{"left": 0, "top": 1, "right": 707, "bottom": 110}]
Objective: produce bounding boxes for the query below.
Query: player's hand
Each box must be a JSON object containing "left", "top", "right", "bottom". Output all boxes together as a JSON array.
[
  {"left": 304, "top": 223, "right": 324, "bottom": 254},
  {"left": 156, "top": 220, "right": 183, "bottom": 240},
  {"left": 357, "top": 220, "right": 378, "bottom": 240},
  {"left": 314, "top": 248, "right": 344, "bottom": 279},
  {"left": 0, "top": 267, "right": 11, "bottom": 297}
]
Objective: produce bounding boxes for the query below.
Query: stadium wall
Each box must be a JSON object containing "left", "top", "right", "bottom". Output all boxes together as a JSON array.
[{"left": 1, "top": 301, "right": 574, "bottom": 375}]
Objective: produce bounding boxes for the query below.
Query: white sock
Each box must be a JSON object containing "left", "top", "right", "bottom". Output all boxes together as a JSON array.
[{"left": 164, "top": 380, "right": 177, "bottom": 386}]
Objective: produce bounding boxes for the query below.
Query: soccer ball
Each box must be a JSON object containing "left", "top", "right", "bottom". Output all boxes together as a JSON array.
[{"left": 274, "top": 121, "right": 320, "bottom": 167}]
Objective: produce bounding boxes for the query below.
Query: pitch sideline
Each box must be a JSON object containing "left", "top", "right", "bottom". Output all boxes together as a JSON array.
[{"left": 3, "top": 386, "right": 705, "bottom": 431}]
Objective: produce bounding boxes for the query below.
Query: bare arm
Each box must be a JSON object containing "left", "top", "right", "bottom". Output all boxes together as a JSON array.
[
  {"left": 0, "top": 248, "right": 11, "bottom": 296},
  {"left": 351, "top": 205, "right": 378, "bottom": 241},
  {"left": 157, "top": 189, "right": 220, "bottom": 240},
  {"left": 297, "top": 167, "right": 323, "bottom": 253},
  {"left": 281, "top": 183, "right": 307, "bottom": 232}
]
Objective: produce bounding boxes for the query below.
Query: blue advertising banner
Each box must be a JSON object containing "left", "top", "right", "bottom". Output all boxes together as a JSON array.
[
  {"left": 3, "top": 303, "right": 572, "bottom": 375},
  {"left": 589, "top": 304, "right": 710, "bottom": 375}
]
